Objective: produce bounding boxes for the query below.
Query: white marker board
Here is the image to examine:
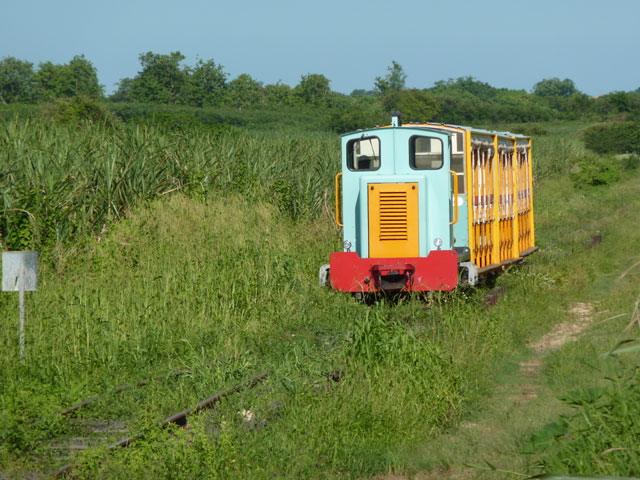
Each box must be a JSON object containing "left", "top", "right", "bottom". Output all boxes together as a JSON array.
[{"left": 2, "top": 251, "right": 38, "bottom": 292}]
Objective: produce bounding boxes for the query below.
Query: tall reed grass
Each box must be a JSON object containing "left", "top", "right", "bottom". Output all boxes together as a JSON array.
[{"left": 0, "top": 117, "right": 339, "bottom": 253}]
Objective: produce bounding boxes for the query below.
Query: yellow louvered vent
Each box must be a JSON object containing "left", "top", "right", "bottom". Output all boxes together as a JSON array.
[
  {"left": 369, "top": 183, "right": 419, "bottom": 258},
  {"left": 379, "top": 192, "right": 408, "bottom": 241}
]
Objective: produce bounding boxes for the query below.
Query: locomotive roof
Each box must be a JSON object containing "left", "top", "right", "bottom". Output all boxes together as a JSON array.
[{"left": 342, "top": 122, "right": 530, "bottom": 140}]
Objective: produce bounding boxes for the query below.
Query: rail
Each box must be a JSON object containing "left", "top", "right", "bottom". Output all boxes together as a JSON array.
[{"left": 52, "top": 372, "right": 268, "bottom": 477}]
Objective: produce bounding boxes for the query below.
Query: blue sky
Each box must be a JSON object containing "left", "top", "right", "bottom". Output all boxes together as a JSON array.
[{"left": 2, "top": 0, "right": 638, "bottom": 96}]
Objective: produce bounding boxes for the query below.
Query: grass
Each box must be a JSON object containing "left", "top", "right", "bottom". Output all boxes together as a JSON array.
[
  {"left": 2, "top": 114, "right": 640, "bottom": 478},
  {"left": 0, "top": 193, "right": 518, "bottom": 478},
  {"left": 0, "top": 190, "right": 547, "bottom": 478}
]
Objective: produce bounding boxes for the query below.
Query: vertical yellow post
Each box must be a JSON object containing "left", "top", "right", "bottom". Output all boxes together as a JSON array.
[
  {"left": 491, "top": 134, "right": 500, "bottom": 265},
  {"left": 511, "top": 137, "right": 520, "bottom": 259},
  {"left": 496, "top": 144, "right": 503, "bottom": 262},
  {"left": 465, "top": 130, "right": 476, "bottom": 266},
  {"left": 527, "top": 137, "right": 535, "bottom": 249},
  {"left": 335, "top": 173, "right": 343, "bottom": 227}
]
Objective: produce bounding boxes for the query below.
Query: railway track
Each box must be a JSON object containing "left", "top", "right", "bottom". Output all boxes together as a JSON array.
[
  {"left": 35, "top": 366, "right": 192, "bottom": 425},
  {"left": 49, "top": 370, "right": 268, "bottom": 477}
]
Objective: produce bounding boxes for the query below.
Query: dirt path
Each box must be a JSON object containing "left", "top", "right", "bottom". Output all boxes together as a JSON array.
[
  {"left": 528, "top": 302, "right": 595, "bottom": 353},
  {"left": 503, "top": 302, "right": 596, "bottom": 404},
  {"left": 375, "top": 302, "right": 597, "bottom": 480}
]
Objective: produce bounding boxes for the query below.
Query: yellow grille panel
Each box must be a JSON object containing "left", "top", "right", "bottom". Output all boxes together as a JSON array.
[
  {"left": 379, "top": 192, "right": 408, "bottom": 240},
  {"left": 369, "top": 183, "right": 419, "bottom": 258}
]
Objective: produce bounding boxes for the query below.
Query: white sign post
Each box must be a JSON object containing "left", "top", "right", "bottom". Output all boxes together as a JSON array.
[{"left": 2, "top": 251, "right": 38, "bottom": 358}]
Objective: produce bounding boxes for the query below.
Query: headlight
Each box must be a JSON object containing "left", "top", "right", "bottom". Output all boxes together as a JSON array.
[
  {"left": 434, "top": 238, "right": 443, "bottom": 249},
  {"left": 343, "top": 240, "right": 352, "bottom": 251}
]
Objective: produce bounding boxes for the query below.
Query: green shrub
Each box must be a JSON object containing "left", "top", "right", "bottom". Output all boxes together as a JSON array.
[
  {"left": 0, "top": 104, "right": 42, "bottom": 121},
  {"left": 533, "top": 136, "right": 582, "bottom": 179},
  {"left": 43, "top": 95, "right": 116, "bottom": 125},
  {"left": 142, "top": 112, "right": 201, "bottom": 131},
  {"left": 382, "top": 89, "right": 442, "bottom": 123},
  {"left": 105, "top": 102, "right": 333, "bottom": 132},
  {"left": 570, "top": 154, "right": 621, "bottom": 188},
  {"left": 583, "top": 121, "right": 640, "bottom": 154},
  {"left": 329, "top": 105, "right": 382, "bottom": 134}
]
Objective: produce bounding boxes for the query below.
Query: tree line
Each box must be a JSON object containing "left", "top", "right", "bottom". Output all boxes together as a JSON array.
[
  {"left": 0, "top": 55, "right": 101, "bottom": 103},
  {"left": 1, "top": 52, "right": 639, "bottom": 129}
]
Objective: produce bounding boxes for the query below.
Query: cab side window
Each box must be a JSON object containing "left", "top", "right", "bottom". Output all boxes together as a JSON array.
[
  {"left": 410, "top": 136, "right": 443, "bottom": 170},
  {"left": 347, "top": 137, "right": 380, "bottom": 171},
  {"left": 451, "top": 132, "right": 465, "bottom": 193},
  {"left": 451, "top": 154, "right": 465, "bottom": 193}
]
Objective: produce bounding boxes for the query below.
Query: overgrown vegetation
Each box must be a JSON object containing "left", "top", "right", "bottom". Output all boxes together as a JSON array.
[
  {"left": 519, "top": 283, "right": 640, "bottom": 478},
  {"left": 526, "top": 368, "right": 640, "bottom": 476},
  {"left": 2, "top": 78, "right": 640, "bottom": 478},
  {"left": 0, "top": 193, "right": 521, "bottom": 478}
]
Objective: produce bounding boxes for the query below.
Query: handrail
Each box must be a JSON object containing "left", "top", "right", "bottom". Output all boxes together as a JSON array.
[
  {"left": 335, "top": 172, "right": 343, "bottom": 226},
  {"left": 449, "top": 170, "right": 459, "bottom": 225}
]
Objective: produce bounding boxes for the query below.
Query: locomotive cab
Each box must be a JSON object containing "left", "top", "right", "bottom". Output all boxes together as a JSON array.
[
  {"left": 321, "top": 116, "right": 536, "bottom": 294},
  {"left": 328, "top": 117, "right": 459, "bottom": 293}
]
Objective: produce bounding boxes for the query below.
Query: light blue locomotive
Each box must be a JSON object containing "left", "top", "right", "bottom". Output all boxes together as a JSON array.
[{"left": 321, "top": 115, "right": 536, "bottom": 293}]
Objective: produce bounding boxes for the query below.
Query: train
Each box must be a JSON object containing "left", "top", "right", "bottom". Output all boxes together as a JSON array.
[{"left": 319, "top": 115, "right": 537, "bottom": 294}]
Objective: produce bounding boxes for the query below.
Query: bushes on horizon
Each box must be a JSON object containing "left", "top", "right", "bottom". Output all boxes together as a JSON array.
[
  {"left": 329, "top": 102, "right": 386, "bottom": 133},
  {"left": 382, "top": 89, "right": 441, "bottom": 123},
  {"left": 43, "top": 95, "right": 116, "bottom": 125},
  {"left": 583, "top": 121, "right": 640, "bottom": 154},
  {"left": 329, "top": 107, "right": 375, "bottom": 134},
  {"left": 105, "top": 102, "right": 338, "bottom": 131}
]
